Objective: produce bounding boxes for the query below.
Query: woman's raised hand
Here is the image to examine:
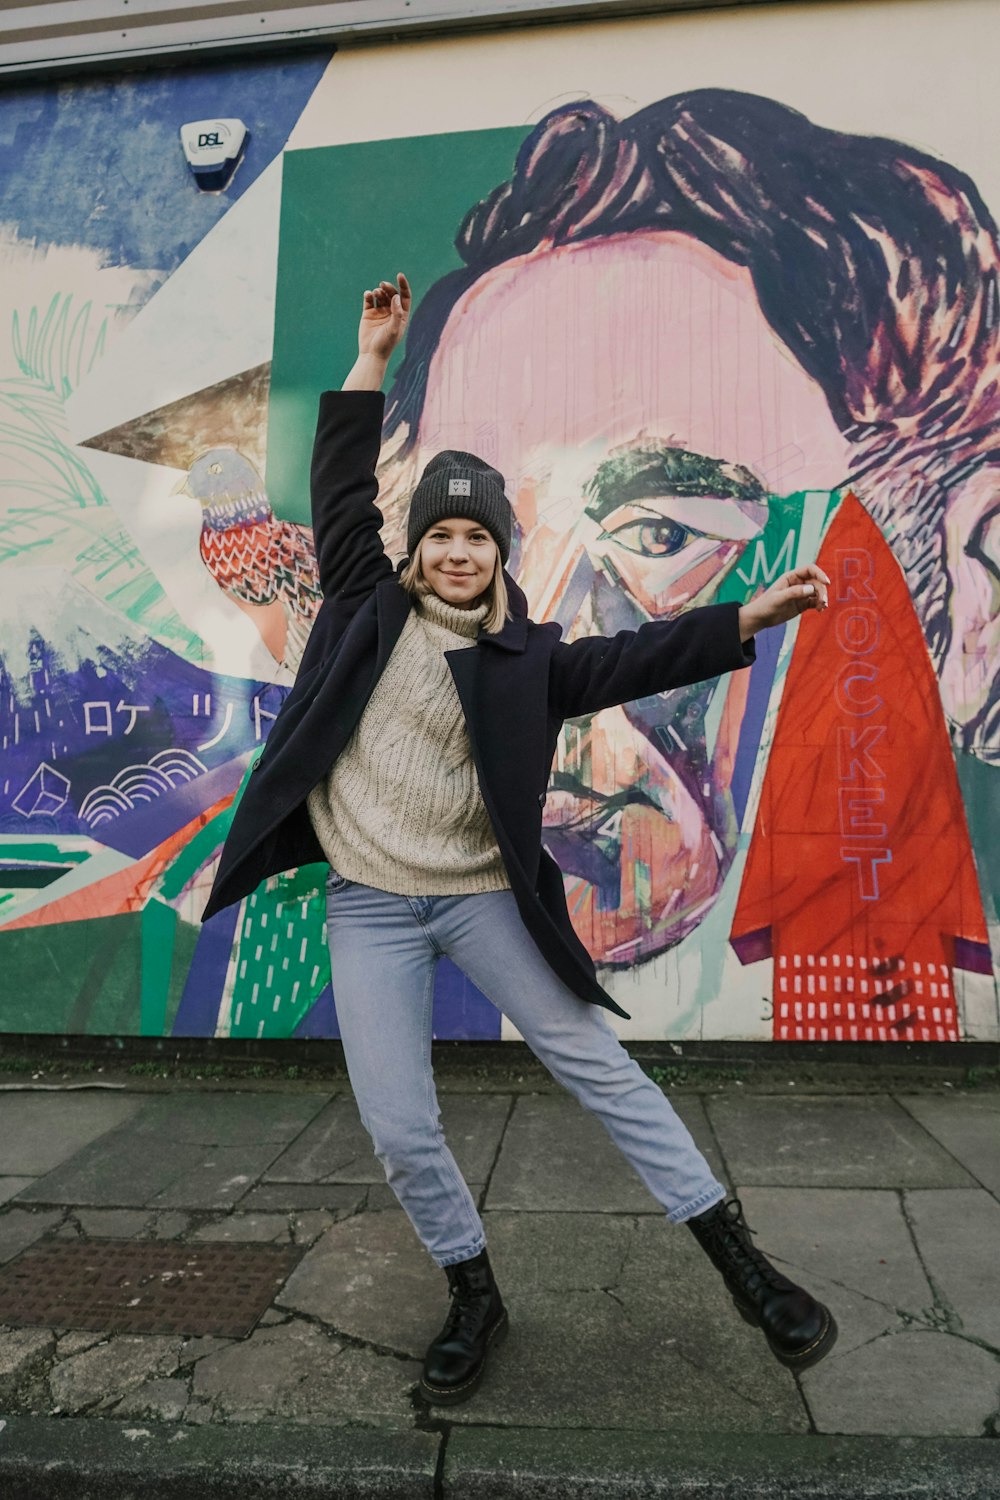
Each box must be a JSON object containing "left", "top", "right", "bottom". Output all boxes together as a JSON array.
[
  {"left": 342, "top": 273, "right": 411, "bottom": 390},
  {"left": 738, "top": 563, "right": 831, "bottom": 641},
  {"left": 358, "top": 273, "right": 411, "bottom": 361}
]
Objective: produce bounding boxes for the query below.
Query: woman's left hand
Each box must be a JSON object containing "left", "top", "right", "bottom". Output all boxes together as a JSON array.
[{"left": 738, "top": 563, "right": 830, "bottom": 641}]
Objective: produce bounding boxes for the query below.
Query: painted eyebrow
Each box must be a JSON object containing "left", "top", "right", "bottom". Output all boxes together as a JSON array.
[{"left": 583, "top": 445, "right": 766, "bottom": 524}]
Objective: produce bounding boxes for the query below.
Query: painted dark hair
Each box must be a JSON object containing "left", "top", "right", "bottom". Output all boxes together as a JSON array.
[
  {"left": 387, "top": 89, "right": 999, "bottom": 458},
  {"left": 384, "top": 90, "right": 1000, "bottom": 750}
]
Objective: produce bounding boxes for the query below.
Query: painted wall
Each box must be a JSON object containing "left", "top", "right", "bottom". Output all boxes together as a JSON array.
[{"left": 1, "top": 0, "right": 998, "bottom": 1044}]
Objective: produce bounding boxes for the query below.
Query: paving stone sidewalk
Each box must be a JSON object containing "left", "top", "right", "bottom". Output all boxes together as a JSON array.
[{"left": 0, "top": 1072, "right": 997, "bottom": 1497}]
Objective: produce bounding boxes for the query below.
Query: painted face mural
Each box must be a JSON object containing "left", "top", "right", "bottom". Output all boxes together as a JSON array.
[
  {"left": 359, "top": 94, "right": 1000, "bottom": 1032},
  {"left": 377, "top": 232, "right": 851, "bottom": 965}
]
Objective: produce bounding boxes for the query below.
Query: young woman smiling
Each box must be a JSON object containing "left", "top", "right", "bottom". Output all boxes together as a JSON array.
[{"left": 203, "top": 271, "right": 836, "bottom": 1404}]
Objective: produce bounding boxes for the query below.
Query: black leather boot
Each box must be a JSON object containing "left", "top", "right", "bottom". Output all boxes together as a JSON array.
[
  {"left": 419, "top": 1248, "right": 508, "bottom": 1405},
  {"left": 687, "top": 1198, "right": 837, "bottom": 1371}
]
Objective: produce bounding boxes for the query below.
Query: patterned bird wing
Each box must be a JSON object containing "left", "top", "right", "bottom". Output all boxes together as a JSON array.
[
  {"left": 272, "top": 521, "right": 322, "bottom": 623},
  {"left": 199, "top": 519, "right": 279, "bottom": 606},
  {"left": 273, "top": 521, "right": 323, "bottom": 674}
]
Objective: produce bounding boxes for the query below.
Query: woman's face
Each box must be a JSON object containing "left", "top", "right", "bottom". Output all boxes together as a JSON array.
[
  {"left": 418, "top": 517, "right": 498, "bottom": 609},
  {"left": 394, "top": 231, "right": 851, "bottom": 962}
]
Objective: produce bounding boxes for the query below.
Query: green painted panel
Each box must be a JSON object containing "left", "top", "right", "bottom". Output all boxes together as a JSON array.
[
  {"left": 956, "top": 752, "right": 1000, "bottom": 921},
  {"left": 140, "top": 898, "right": 178, "bottom": 1037},
  {"left": 0, "top": 915, "right": 142, "bottom": 1035},
  {"left": 0, "top": 842, "right": 90, "bottom": 865},
  {"left": 268, "top": 127, "right": 530, "bottom": 525}
]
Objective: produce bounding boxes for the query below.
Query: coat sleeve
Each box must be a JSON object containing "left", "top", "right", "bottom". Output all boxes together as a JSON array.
[
  {"left": 548, "top": 601, "right": 756, "bottom": 721},
  {"left": 311, "top": 388, "right": 395, "bottom": 603}
]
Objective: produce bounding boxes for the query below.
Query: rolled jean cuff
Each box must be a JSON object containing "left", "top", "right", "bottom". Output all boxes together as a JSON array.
[
  {"left": 435, "top": 1233, "right": 488, "bottom": 1269},
  {"left": 667, "top": 1182, "right": 727, "bottom": 1225}
]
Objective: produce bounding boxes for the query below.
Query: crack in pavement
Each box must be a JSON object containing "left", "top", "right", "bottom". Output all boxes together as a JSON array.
[
  {"left": 897, "top": 1189, "right": 962, "bottom": 1333},
  {"left": 889, "top": 1094, "right": 992, "bottom": 1192},
  {"left": 762, "top": 1247, "right": 941, "bottom": 1329},
  {"left": 269, "top": 1305, "right": 421, "bottom": 1366},
  {"left": 476, "top": 1093, "right": 517, "bottom": 1216}
]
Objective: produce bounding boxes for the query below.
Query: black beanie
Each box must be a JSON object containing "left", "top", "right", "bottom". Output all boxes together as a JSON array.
[{"left": 407, "top": 450, "right": 512, "bottom": 564}]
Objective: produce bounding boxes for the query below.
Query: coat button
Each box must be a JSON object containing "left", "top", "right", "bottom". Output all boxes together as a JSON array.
[{"left": 250, "top": 753, "right": 263, "bottom": 773}]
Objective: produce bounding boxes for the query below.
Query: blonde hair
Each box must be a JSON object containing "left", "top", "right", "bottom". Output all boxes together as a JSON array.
[{"left": 399, "top": 537, "right": 511, "bottom": 635}]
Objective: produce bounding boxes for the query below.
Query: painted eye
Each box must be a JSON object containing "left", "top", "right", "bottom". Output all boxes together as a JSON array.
[{"left": 603, "top": 517, "right": 693, "bottom": 557}]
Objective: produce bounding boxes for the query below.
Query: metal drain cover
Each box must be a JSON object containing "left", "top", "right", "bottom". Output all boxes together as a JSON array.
[{"left": 0, "top": 1240, "right": 303, "bottom": 1337}]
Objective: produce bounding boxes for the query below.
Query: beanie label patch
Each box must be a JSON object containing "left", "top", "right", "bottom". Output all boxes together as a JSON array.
[{"left": 448, "top": 478, "right": 472, "bottom": 496}]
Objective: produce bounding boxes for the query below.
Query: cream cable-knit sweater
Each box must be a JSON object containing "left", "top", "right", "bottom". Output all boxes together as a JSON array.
[{"left": 306, "top": 591, "right": 511, "bottom": 895}]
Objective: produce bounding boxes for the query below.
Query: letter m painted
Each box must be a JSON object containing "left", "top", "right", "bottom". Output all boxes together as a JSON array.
[{"left": 735, "top": 530, "right": 796, "bottom": 588}]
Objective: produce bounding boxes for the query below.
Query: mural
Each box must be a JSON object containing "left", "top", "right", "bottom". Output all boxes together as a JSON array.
[{"left": 0, "top": 9, "right": 997, "bottom": 1042}]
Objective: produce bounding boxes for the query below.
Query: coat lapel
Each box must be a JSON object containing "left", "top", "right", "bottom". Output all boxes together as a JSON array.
[{"left": 374, "top": 575, "right": 413, "bottom": 676}]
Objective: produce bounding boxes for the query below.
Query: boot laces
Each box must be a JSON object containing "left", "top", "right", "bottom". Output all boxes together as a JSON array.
[
  {"left": 705, "top": 1198, "right": 790, "bottom": 1297},
  {"left": 442, "top": 1277, "right": 492, "bottom": 1336}
]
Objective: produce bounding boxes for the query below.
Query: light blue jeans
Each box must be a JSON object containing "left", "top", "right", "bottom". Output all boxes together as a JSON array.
[{"left": 324, "top": 875, "right": 726, "bottom": 1266}]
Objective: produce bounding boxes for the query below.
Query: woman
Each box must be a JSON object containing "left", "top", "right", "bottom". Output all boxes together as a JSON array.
[{"left": 202, "top": 271, "right": 836, "bottom": 1404}]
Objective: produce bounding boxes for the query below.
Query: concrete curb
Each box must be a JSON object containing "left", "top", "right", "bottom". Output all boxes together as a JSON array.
[
  {"left": 1, "top": 1417, "right": 997, "bottom": 1498},
  {"left": 444, "top": 1428, "right": 1000, "bottom": 1497},
  {"left": 0, "top": 1416, "right": 440, "bottom": 1498}
]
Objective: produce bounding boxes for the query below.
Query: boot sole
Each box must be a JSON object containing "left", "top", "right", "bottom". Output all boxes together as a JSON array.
[
  {"left": 734, "top": 1299, "right": 839, "bottom": 1371},
  {"left": 418, "top": 1308, "right": 509, "bottom": 1406}
]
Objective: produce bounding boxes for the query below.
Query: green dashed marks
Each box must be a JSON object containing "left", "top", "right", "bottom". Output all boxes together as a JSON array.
[{"left": 228, "top": 864, "right": 329, "bottom": 1039}]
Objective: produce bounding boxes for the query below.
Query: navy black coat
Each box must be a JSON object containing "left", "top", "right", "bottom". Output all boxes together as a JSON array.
[{"left": 202, "top": 390, "right": 756, "bottom": 1021}]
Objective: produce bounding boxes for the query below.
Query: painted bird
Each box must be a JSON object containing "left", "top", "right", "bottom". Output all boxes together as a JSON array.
[{"left": 181, "top": 448, "right": 322, "bottom": 672}]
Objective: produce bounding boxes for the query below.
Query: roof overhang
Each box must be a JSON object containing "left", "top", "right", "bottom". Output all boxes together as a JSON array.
[{"left": 0, "top": 1, "right": 816, "bottom": 81}]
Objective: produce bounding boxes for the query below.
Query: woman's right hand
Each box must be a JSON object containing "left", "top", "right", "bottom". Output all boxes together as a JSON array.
[{"left": 358, "top": 273, "right": 411, "bottom": 361}]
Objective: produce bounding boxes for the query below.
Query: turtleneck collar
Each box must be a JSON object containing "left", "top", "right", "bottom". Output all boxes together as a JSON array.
[{"left": 416, "top": 589, "right": 488, "bottom": 639}]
